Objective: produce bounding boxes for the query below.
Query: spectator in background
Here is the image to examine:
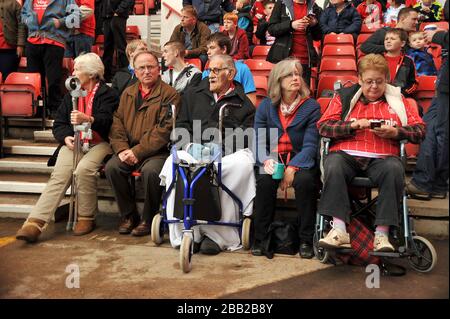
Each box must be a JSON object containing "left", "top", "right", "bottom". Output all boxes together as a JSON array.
[
  {"left": 384, "top": 0, "right": 406, "bottom": 25},
  {"left": 112, "top": 39, "right": 148, "bottom": 96},
  {"left": 384, "top": 28, "right": 417, "bottom": 96},
  {"left": 414, "top": 0, "right": 443, "bottom": 22},
  {"left": 267, "top": 0, "right": 323, "bottom": 85},
  {"left": 105, "top": 51, "right": 181, "bottom": 237},
  {"left": 251, "top": 0, "right": 266, "bottom": 26},
  {"left": 203, "top": 32, "right": 257, "bottom": 105},
  {"left": 15, "top": 53, "right": 118, "bottom": 242},
  {"left": 320, "top": 0, "right": 362, "bottom": 41},
  {"left": 406, "top": 0, "right": 449, "bottom": 200},
  {"left": 21, "top": 0, "right": 80, "bottom": 118},
  {"left": 95, "top": 0, "right": 103, "bottom": 37},
  {"left": 222, "top": 12, "right": 250, "bottom": 60},
  {"left": 161, "top": 41, "right": 202, "bottom": 93},
  {"left": 357, "top": 0, "right": 383, "bottom": 26},
  {"left": 361, "top": 7, "right": 419, "bottom": 54},
  {"left": 101, "top": 0, "right": 135, "bottom": 82},
  {"left": 255, "top": 0, "right": 276, "bottom": 45},
  {"left": 235, "top": 0, "right": 254, "bottom": 45},
  {"left": 183, "top": 0, "right": 235, "bottom": 34},
  {"left": 406, "top": 31, "right": 437, "bottom": 76},
  {"left": 0, "top": 0, "right": 26, "bottom": 80},
  {"left": 169, "top": 5, "right": 211, "bottom": 68},
  {"left": 65, "top": 0, "right": 96, "bottom": 59}
]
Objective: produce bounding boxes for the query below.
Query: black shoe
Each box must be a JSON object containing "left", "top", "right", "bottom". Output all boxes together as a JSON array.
[
  {"left": 299, "top": 243, "right": 314, "bottom": 259},
  {"left": 251, "top": 241, "right": 263, "bottom": 256},
  {"left": 199, "top": 237, "right": 221, "bottom": 255}
]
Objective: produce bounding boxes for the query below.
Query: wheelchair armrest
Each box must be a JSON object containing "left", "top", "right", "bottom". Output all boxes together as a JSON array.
[{"left": 322, "top": 137, "right": 331, "bottom": 156}]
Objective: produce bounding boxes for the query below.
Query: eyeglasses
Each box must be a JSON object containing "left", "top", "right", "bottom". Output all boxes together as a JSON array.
[
  {"left": 209, "top": 67, "right": 229, "bottom": 75},
  {"left": 135, "top": 64, "right": 159, "bottom": 73},
  {"left": 362, "top": 79, "right": 385, "bottom": 87}
]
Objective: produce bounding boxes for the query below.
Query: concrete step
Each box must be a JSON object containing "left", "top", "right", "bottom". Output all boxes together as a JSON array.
[
  {"left": 2, "top": 139, "right": 58, "bottom": 156},
  {"left": 2, "top": 118, "right": 54, "bottom": 128},
  {"left": 34, "top": 130, "right": 57, "bottom": 143},
  {"left": 0, "top": 156, "right": 53, "bottom": 174}
]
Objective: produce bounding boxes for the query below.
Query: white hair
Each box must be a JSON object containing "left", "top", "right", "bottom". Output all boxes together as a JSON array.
[{"left": 74, "top": 53, "right": 105, "bottom": 81}]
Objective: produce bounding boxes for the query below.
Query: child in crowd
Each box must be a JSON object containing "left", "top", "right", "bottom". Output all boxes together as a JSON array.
[
  {"left": 222, "top": 12, "right": 250, "bottom": 60},
  {"left": 413, "top": 0, "right": 443, "bottom": 22},
  {"left": 255, "top": 0, "right": 276, "bottom": 45},
  {"left": 384, "top": 0, "right": 406, "bottom": 25},
  {"left": 357, "top": 0, "right": 383, "bottom": 25},
  {"left": 250, "top": 0, "right": 266, "bottom": 26},
  {"left": 235, "top": 0, "right": 254, "bottom": 45},
  {"left": 320, "top": 0, "right": 362, "bottom": 41},
  {"left": 384, "top": 28, "right": 418, "bottom": 96},
  {"left": 161, "top": 41, "right": 203, "bottom": 93},
  {"left": 406, "top": 31, "right": 438, "bottom": 75}
]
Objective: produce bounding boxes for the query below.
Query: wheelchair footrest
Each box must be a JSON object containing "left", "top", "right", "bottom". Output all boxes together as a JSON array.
[{"left": 369, "top": 251, "right": 401, "bottom": 258}]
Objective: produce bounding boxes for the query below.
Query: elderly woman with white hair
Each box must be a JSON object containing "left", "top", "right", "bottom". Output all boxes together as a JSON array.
[
  {"left": 16, "top": 53, "right": 119, "bottom": 243},
  {"left": 252, "top": 58, "right": 321, "bottom": 259}
]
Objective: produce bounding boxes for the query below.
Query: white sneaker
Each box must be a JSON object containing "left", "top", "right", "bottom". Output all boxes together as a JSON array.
[
  {"left": 373, "top": 232, "right": 395, "bottom": 252},
  {"left": 318, "top": 227, "right": 351, "bottom": 249}
]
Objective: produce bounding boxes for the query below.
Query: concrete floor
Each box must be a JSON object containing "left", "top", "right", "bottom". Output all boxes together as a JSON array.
[{"left": 0, "top": 215, "right": 448, "bottom": 299}]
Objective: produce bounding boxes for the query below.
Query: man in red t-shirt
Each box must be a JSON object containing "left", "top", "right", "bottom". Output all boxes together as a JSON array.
[{"left": 65, "top": 0, "right": 96, "bottom": 58}]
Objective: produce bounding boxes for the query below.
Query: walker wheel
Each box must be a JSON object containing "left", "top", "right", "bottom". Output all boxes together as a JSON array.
[
  {"left": 313, "top": 232, "right": 330, "bottom": 264},
  {"left": 180, "top": 234, "right": 193, "bottom": 273},
  {"left": 151, "top": 214, "right": 164, "bottom": 245},
  {"left": 241, "top": 217, "right": 252, "bottom": 250},
  {"left": 408, "top": 236, "right": 437, "bottom": 273}
]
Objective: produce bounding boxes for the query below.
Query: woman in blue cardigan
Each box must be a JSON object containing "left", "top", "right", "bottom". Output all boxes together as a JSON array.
[{"left": 252, "top": 58, "right": 321, "bottom": 259}]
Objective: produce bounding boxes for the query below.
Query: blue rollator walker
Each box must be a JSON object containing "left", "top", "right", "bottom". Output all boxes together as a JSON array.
[{"left": 150, "top": 104, "right": 252, "bottom": 273}]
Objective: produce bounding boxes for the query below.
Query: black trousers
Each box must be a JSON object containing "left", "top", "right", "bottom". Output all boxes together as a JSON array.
[
  {"left": 253, "top": 167, "right": 319, "bottom": 244},
  {"left": 105, "top": 155, "right": 166, "bottom": 222},
  {"left": 103, "top": 16, "right": 128, "bottom": 80},
  {"left": 25, "top": 42, "right": 64, "bottom": 112},
  {"left": 318, "top": 151, "right": 404, "bottom": 227},
  {"left": 0, "top": 49, "right": 19, "bottom": 80}
]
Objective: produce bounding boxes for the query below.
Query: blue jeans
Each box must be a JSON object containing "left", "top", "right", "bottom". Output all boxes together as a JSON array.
[
  {"left": 64, "top": 33, "right": 95, "bottom": 58},
  {"left": 411, "top": 92, "right": 449, "bottom": 194}
]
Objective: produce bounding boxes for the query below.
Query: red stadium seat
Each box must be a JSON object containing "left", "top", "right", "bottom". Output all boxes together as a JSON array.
[
  {"left": 313, "top": 40, "right": 321, "bottom": 56},
  {"left": 244, "top": 59, "right": 274, "bottom": 78},
  {"left": 317, "top": 97, "right": 332, "bottom": 114},
  {"left": 316, "top": 75, "right": 359, "bottom": 98},
  {"left": 319, "top": 58, "right": 358, "bottom": 77},
  {"left": 251, "top": 45, "right": 271, "bottom": 60},
  {"left": 126, "top": 25, "right": 141, "bottom": 40},
  {"left": 323, "top": 33, "right": 354, "bottom": 46},
  {"left": 134, "top": 3, "right": 145, "bottom": 15},
  {"left": 253, "top": 75, "right": 268, "bottom": 108},
  {"left": 405, "top": 98, "right": 421, "bottom": 159},
  {"left": 415, "top": 75, "right": 437, "bottom": 114},
  {"left": 356, "top": 47, "right": 366, "bottom": 60},
  {"left": 419, "top": 21, "right": 449, "bottom": 31},
  {"left": 356, "top": 33, "right": 372, "bottom": 48},
  {"left": 321, "top": 45, "right": 356, "bottom": 59},
  {"left": 0, "top": 72, "right": 2, "bottom": 84},
  {"left": 0, "top": 72, "right": 45, "bottom": 133},
  {"left": 427, "top": 45, "right": 442, "bottom": 70},
  {"left": 185, "top": 58, "right": 202, "bottom": 71}
]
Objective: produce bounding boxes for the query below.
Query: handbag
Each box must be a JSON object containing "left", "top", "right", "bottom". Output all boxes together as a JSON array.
[{"left": 261, "top": 221, "right": 300, "bottom": 259}]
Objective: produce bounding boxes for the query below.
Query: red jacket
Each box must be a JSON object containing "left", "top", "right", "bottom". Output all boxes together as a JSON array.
[{"left": 223, "top": 28, "right": 250, "bottom": 60}]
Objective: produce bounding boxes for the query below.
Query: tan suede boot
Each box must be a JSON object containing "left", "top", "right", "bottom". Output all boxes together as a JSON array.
[
  {"left": 16, "top": 218, "right": 47, "bottom": 243},
  {"left": 73, "top": 217, "right": 96, "bottom": 236}
]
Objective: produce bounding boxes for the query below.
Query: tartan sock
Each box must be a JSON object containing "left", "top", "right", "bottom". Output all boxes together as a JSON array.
[
  {"left": 333, "top": 217, "right": 347, "bottom": 232},
  {"left": 375, "top": 225, "right": 389, "bottom": 235}
]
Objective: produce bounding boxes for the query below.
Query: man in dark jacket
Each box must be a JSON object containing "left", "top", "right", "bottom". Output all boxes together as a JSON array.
[
  {"left": 360, "top": 6, "right": 419, "bottom": 54},
  {"left": 266, "top": 0, "right": 322, "bottom": 85},
  {"left": 320, "top": 0, "right": 362, "bottom": 41},
  {"left": 101, "top": 0, "right": 135, "bottom": 81},
  {"left": 183, "top": 0, "right": 235, "bottom": 33},
  {"left": 174, "top": 54, "right": 255, "bottom": 255},
  {"left": 406, "top": 0, "right": 449, "bottom": 200}
]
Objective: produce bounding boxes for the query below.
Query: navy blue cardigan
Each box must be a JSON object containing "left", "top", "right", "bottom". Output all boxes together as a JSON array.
[
  {"left": 254, "top": 97, "right": 321, "bottom": 169},
  {"left": 319, "top": 2, "right": 362, "bottom": 39}
]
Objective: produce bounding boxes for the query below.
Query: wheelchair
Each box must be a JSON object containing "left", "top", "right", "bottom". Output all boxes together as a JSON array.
[
  {"left": 150, "top": 104, "right": 252, "bottom": 273},
  {"left": 313, "top": 137, "right": 438, "bottom": 273}
]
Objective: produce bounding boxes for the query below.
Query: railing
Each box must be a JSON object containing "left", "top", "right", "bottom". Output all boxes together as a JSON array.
[{"left": 162, "top": 2, "right": 182, "bottom": 19}]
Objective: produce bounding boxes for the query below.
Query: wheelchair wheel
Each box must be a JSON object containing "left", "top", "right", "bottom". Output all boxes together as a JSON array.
[
  {"left": 408, "top": 236, "right": 437, "bottom": 273},
  {"left": 151, "top": 214, "right": 164, "bottom": 245},
  {"left": 180, "top": 234, "right": 193, "bottom": 273},
  {"left": 241, "top": 217, "right": 252, "bottom": 250},
  {"left": 313, "top": 232, "right": 330, "bottom": 264}
]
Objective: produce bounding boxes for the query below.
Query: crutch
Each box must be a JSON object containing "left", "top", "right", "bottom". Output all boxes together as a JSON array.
[{"left": 65, "top": 76, "right": 87, "bottom": 231}]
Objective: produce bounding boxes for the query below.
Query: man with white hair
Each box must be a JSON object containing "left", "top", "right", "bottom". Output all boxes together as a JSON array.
[{"left": 160, "top": 54, "right": 255, "bottom": 255}]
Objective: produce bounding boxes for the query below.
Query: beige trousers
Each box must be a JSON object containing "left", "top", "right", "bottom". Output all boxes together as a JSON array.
[{"left": 29, "top": 142, "right": 112, "bottom": 223}]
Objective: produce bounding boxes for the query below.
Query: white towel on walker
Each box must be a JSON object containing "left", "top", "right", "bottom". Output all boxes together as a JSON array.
[{"left": 159, "top": 148, "right": 256, "bottom": 251}]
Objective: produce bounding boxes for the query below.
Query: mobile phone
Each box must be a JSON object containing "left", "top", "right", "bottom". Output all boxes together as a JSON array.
[{"left": 370, "top": 120, "right": 384, "bottom": 129}]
